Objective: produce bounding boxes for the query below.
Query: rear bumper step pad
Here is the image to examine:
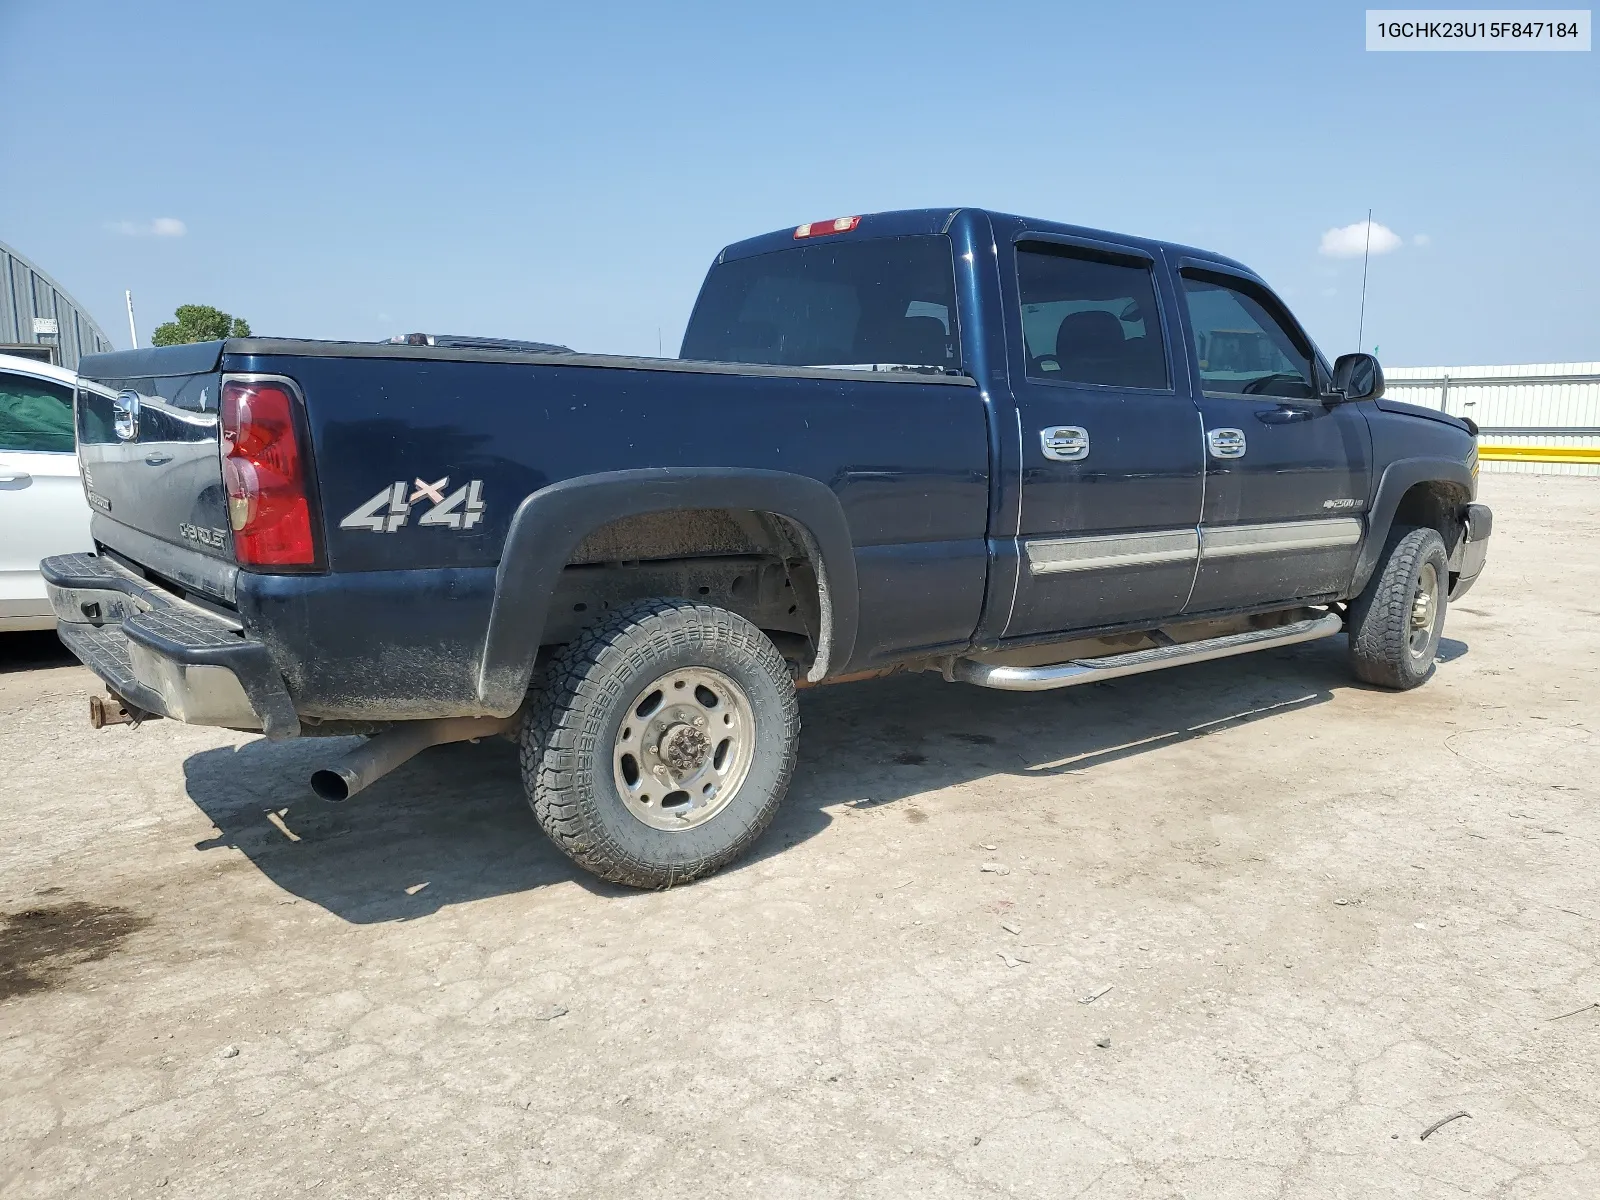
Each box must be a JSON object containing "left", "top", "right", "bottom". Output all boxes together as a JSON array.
[{"left": 42, "top": 554, "right": 299, "bottom": 738}]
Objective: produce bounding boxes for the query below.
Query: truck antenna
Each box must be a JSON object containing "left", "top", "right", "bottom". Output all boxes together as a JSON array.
[
  {"left": 1356, "top": 208, "right": 1372, "bottom": 353},
  {"left": 125, "top": 290, "right": 139, "bottom": 349}
]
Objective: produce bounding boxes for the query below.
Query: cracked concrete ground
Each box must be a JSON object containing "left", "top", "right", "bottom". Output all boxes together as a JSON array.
[{"left": 2, "top": 472, "right": 1597, "bottom": 1199}]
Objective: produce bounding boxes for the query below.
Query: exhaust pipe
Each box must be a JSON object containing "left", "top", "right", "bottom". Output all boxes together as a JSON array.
[{"left": 310, "top": 715, "right": 514, "bottom": 802}]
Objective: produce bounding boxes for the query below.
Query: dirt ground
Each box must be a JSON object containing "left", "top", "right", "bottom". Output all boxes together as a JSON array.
[{"left": 1, "top": 472, "right": 1597, "bottom": 1200}]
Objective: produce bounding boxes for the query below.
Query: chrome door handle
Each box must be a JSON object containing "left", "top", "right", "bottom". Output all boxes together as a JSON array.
[
  {"left": 114, "top": 390, "right": 141, "bottom": 441},
  {"left": 1040, "top": 426, "right": 1089, "bottom": 462},
  {"left": 144, "top": 452, "right": 173, "bottom": 466},
  {"left": 1254, "top": 406, "right": 1312, "bottom": 424},
  {"left": 1207, "top": 427, "right": 1247, "bottom": 459}
]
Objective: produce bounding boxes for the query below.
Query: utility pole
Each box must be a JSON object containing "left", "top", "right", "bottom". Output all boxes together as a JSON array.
[{"left": 125, "top": 290, "right": 139, "bottom": 349}]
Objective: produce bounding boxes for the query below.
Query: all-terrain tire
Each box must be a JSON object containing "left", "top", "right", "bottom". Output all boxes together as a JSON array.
[
  {"left": 1346, "top": 524, "right": 1449, "bottom": 690},
  {"left": 520, "top": 598, "right": 799, "bottom": 888}
]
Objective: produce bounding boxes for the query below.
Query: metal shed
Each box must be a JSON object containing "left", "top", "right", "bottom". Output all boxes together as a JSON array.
[{"left": 0, "top": 238, "right": 115, "bottom": 370}]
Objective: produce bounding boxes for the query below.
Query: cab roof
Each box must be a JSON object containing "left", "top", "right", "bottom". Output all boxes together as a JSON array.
[{"left": 716, "top": 207, "right": 1256, "bottom": 279}]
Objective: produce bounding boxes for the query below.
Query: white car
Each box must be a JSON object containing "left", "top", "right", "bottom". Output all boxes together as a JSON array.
[{"left": 0, "top": 353, "right": 102, "bottom": 631}]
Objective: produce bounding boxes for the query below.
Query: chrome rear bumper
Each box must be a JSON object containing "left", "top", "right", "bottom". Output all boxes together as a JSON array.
[{"left": 41, "top": 553, "right": 299, "bottom": 738}]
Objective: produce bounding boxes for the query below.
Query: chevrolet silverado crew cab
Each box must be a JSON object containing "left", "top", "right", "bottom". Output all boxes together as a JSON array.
[{"left": 44, "top": 208, "right": 1492, "bottom": 889}]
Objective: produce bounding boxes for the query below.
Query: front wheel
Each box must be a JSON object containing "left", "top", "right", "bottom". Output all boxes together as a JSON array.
[
  {"left": 1347, "top": 524, "right": 1449, "bottom": 690},
  {"left": 520, "top": 598, "right": 800, "bottom": 888}
]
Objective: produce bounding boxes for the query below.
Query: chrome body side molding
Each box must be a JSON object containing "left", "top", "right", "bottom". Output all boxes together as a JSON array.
[
  {"left": 1024, "top": 516, "right": 1363, "bottom": 578},
  {"left": 1027, "top": 529, "right": 1199, "bottom": 576},
  {"left": 1200, "top": 518, "right": 1362, "bottom": 559}
]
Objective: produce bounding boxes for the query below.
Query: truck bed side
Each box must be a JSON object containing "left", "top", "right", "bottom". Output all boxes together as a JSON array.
[{"left": 79, "top": 342, "right": 991, "bottom": 722}]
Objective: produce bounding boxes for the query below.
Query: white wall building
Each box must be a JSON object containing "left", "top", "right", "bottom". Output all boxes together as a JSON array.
[{"left": 1384, "top": 362, "right": 1600, "bottom": 477}]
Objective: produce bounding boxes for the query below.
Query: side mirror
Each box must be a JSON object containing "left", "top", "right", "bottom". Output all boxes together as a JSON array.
[{"left": 1331, "top": 352, "right": 1385, "bottom": 402}]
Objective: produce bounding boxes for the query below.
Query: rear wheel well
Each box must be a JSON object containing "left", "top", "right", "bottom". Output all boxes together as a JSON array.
[{"left": 542, "top": 507, "right": 826, "bottom": 676}]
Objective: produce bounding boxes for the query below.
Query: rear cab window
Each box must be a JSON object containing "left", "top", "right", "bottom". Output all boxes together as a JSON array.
[
  {"left": 1015, "top": 242, "right": 1171, "bottom": 390},
  {"left": 680, "top": 236, "right": 961, "bottom": 372},
  {"left": 1017, "top": 241, "right": 1171, "bottom": 392},
  {"left": 1181, "top": 271, "right": 1319, "bottom": 400},
  {"left": 0, "top": 371, "right": 75, "bottom": 454}
]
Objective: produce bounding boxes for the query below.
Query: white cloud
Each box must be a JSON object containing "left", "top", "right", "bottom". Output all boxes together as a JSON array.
[
  {"left": 1319, "top": 219, "right": 1402, "bottom": 258},
  {"left": 1412, "top": 233, "right": 1431, "bottom": 247},
  {"left": 107, "top": 217, "right": 187, "bottom": 238}
]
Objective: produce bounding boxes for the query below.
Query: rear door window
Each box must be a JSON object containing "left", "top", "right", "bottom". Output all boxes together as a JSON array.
[
  {"left": 1181, "top": 273, "right": 1318, "bottom": 399},
  {"left": 681, "top": 235, "right": 960, "bottom": 371},
  {"left": 1016, "top": 243, "right": 1170, "bottom": 390},
  {"left": 0, "top": 372, "right": 75, "bottom": 454}
]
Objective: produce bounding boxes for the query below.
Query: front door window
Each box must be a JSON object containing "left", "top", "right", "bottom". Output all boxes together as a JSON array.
[{"left": 1181, "top": 274, "right": 1317, "bottom": 400}]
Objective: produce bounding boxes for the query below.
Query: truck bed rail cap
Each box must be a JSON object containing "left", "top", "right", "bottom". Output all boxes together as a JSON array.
[{"left": 222, "top": 339, "right": 977, "bottom": 386}]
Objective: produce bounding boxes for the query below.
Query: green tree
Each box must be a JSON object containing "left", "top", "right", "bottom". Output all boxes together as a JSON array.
[{"left": 149, "top": 304, "right": 252, "bottom": 346}]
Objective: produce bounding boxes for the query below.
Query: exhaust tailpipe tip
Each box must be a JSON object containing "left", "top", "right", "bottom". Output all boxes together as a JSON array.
[
  {"left": 309, "top": 768, "right": 354, "bottom": 803},
  {"left": 308, "top": 714, "right": 515, "bottom": 804}
]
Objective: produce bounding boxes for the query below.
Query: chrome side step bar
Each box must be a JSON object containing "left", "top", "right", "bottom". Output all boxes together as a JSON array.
[{"left": 949, "top": 613, "right": 1344, "bottom": 693}]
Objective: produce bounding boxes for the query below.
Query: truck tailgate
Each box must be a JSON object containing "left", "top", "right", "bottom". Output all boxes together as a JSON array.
[{"left": 75, "top": 342, "right": 233, "bottom": 591}]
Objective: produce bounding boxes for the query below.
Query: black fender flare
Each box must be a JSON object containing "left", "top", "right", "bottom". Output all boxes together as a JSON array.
[
  {"left": 1350, "top": 456, "right": 1475, "bottom": 596},
  {"left": 476, "top": 467, "right": 859, "bottom": 713}
]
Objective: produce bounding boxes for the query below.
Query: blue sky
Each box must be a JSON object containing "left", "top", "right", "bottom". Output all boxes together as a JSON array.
[{"left": 1, "top": 0, "right": 1594, "bottom": 365}]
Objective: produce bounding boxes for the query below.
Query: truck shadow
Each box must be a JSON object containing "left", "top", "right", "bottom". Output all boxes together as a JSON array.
[{"left": 178, "top": 633, "right": 1454, "bottom": 922}]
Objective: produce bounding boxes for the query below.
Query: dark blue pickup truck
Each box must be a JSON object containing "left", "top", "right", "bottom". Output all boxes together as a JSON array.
[{"left": 44, "top": 207, "right": 1491, "bottom": 887}]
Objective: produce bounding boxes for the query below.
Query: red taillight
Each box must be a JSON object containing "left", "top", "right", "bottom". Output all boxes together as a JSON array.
[
  {"left": 794, "top": 215, "right": 860, "bottom": 239},
  {"left": 220, "top": 379, "right": 317, "bottom": 567}
]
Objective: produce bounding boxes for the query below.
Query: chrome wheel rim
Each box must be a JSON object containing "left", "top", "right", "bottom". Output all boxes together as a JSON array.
[
  {"left": 612, "top": 666, "right": 756, "bottom": 831},
  {"left": 1408, "top": 561, "right": 1440, "bottom": 658}
]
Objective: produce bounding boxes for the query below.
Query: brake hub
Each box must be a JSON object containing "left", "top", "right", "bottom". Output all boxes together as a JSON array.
[{"left": 658, "top": 722, "right": 711, "bottom": 773}]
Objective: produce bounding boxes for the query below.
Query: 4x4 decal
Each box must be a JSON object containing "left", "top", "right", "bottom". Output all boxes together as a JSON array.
[{"left": 340, "top": 477, "right": 485, "bottom": 533}]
